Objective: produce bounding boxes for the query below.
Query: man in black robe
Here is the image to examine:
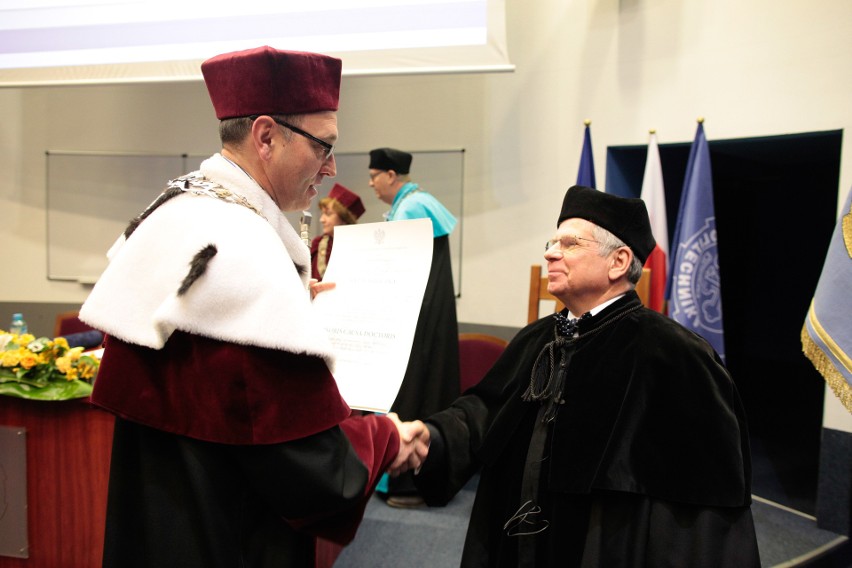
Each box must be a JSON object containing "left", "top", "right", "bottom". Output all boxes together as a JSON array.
[
  {"left": 408, "top": 185, "right": 761, "bottom": 567},
  {"left": 369, "top": 147, "right": 461, "bottom": 507}
]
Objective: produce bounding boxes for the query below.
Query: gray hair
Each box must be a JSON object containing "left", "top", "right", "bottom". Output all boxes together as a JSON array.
[
  {"left": 591, "top": 224, "right": 645, "bottom": 284},
  {"left": 218, "top": 113, "right": 302, "bottom": 146}
]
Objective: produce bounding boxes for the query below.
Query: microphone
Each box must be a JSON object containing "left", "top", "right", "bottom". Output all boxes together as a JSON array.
[{"left": 300, "top": 211, "right": 312, "bottom": 247}]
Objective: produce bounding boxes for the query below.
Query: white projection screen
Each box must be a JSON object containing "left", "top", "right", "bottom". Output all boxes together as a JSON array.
[{"left": 0, "top": 0, "right": 513, "bottom": 86}]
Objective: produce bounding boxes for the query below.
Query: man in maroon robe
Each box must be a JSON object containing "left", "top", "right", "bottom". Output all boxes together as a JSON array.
[{"left": 81, "top": 46, "right": 424, "bottom": 568}]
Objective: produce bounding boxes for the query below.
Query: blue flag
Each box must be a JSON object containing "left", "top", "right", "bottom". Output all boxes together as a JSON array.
[
  {"left": 802, "top": 188, "right": 852, "bottom": 412},
  {"left": 668, "top": 123, "right": 725, "bottom": 361},
  {"left": 576, "top": 123, "right": 596, "bottom": 188}
]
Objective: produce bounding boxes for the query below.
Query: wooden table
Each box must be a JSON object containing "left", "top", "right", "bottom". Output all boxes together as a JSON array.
[
  {"left": 0, "top": 395, "right": 349, "bottom": 568},
  {"left": 0, "top": 396, "right": 113, "bottom": 568}
]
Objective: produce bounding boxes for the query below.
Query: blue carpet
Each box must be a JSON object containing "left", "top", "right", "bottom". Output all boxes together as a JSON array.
[{"left": 335, "top": 477, "right": 849, "bottom": 567}]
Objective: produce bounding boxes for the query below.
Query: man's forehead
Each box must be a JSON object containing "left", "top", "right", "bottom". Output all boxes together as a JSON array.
[
  {"left": 556, "top": 218, "right": 594, "bottom": 234},
  {"left": 301, "top": 111, "right": 338, "bottom": 137}
]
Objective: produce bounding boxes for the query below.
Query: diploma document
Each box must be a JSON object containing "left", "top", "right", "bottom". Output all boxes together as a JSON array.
[{"left": 314, "top": 218, "right": 433, "bottom": 412}]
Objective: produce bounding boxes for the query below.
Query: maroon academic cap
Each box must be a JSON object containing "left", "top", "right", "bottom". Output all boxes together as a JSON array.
[
  {"left": 557, "top": 185, "right": 656, "bottom": 264},
  {"left": 201, "top": 46, "right": 342, "bottom": 120},
  {"left": 325, "top": 183, "right": 365, "bottom": 222}
]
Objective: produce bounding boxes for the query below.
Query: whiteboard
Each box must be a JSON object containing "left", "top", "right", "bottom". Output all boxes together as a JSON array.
[
  {"left": 46, "top": 152, "right": 189, "bottom": 283},
  {"left": 45, "top": 149, "right": 464, "bottom": 293}
]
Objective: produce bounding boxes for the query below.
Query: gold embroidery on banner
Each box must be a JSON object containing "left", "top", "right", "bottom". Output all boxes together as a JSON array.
[
  {"left": 843, "top": 200, "right": 852, "bottom": 259},
  {"left": 802, "top": 324, "right": 852, "bottom": 413},
  {"left": 808, "top": 301, "right": 852, "bottom": 375}
]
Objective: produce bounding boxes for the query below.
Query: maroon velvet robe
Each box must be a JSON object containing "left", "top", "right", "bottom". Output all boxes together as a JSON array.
[{"left": 93, "top": 332, "right": 399, "bottom": 568}]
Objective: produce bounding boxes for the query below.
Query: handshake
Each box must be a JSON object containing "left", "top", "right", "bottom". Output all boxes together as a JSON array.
[{"left": 386, "top": 413, "right": 431, "bottom": 478}]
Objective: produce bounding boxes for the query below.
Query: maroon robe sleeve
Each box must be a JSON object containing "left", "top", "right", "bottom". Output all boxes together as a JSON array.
[{"left": 286, "top": 413, "right": 400, "bottom": 544}]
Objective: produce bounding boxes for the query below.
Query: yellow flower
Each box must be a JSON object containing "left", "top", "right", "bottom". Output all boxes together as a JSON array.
[
  {"left": 1, "top": 350, "right": 21, "bottom": 367},
  {"left": 17, "top": 333, "right": 35, "bottom": 345},
  {"left": 77, "top": 358, "right": 98, "bottom": 380},
  {"left": 19, "top": 352, "right": 38, "bottom": 369},
  {"left": 55, "top": 356, "right": 72, "bottom": 374},
  {"left": 54, "top": 337, "right": 69, "bottom": 350},
  {"left": 64, "top": 367, "right": 79, "bottom": 380},
  {"left": 67, "top": 346, "right": 85, "bottom": 361}
]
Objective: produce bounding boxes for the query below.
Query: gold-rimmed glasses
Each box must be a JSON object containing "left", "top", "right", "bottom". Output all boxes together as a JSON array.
[{"left": 544, "top": 235, "right": 600, "bottom": 253}]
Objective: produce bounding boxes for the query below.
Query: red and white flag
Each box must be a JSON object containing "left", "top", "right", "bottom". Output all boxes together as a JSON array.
[{"left": 640, "top": 132, "right": 668, "bottom": 313}]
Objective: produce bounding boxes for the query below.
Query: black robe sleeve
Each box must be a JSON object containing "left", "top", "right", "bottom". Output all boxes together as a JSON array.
[{"left": 414, "top": 319, "right": 553, "bottom": 505}]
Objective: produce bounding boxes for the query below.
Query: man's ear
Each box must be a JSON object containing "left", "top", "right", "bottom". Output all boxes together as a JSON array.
[
  {"left": 251, "top": 116, "right": 278, "bottom": 161},
  {"left": 609, "top": 247, "right": 632, "bottom": 281}
]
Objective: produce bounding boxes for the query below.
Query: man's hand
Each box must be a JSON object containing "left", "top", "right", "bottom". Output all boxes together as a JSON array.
[
  {"left": 309, "top": 279, "right": 336, "bottom": 300},
  {"left": 386, "top": 412, "right": 431, "bottom": 477}
]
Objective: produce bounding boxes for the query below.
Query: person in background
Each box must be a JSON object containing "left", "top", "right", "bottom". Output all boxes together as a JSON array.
[
  {"left": 368, "top": 147, "right": 461, "bottom": 508},
  {"left": 401, "top": 185, "right": 760, "bottom": 567},
  {"left": 311, "top": 182, "right": 365, "bottom": 281},
  {"left": 80, "top": 46, "right": 426, "bottom": 568}
]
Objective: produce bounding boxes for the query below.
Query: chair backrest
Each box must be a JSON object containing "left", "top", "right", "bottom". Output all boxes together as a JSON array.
[
  {"left": 634, "top": 267, "right": 652, "bottom": 309},
  {"left": 458, "top": 333, "right": 508, "bottom": 392},
  {"left": 527, "top": 264, "right": 652, "bottom": 324},
  {"left": 528, "top": 265, "right": 564, "bottom": 324},
  {"left": 53, "top": 310, "right": 94, "bottom": 337}
]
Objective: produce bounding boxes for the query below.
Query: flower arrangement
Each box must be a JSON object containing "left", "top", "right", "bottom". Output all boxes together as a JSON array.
[{"left": 0, "top": 331, "right": 99, "bottom": 400}]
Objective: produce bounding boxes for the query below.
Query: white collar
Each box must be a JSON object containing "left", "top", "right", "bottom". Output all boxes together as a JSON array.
[{"left": 568, "top": 294, "right": 626, "bottom": 319}]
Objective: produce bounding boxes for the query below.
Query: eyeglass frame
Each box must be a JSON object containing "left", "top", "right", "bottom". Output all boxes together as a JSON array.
[
  {"left": 544, "top": 234, "right": 600, "bottom": 253},
  {"left": 368, "top": 170, "right": 388, "bottom": 181},
  {"left": 250, "top": 115, "right": 335, "bottom": 161}
]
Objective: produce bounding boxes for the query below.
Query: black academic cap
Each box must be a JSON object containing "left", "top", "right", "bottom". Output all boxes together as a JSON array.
[
  {"left": 557, "top": 185, "right": 656, "bottom": 264},
  {"left": 369, "top": 147, "right": 412, "bottom": 174}
]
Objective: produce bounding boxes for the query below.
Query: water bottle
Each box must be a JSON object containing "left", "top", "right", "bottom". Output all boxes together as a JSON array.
[{"left": 9, "top": 313, "right": 28, "bottom": 335}]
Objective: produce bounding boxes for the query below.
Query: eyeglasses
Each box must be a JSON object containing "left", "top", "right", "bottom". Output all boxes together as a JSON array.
[
  {"left": 368, "top": 170, "right": 387, "bottom": 181},
  {"left": 545, "top": 235, "right": 600, "bottom": 253},
  {"left": 252, "top": 115, "right": 334, "bottom": 160}
]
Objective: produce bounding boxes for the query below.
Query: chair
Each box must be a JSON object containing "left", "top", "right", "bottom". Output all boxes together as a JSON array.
[
  {"left": 527, "top": 265, "right": 565, "bottom": 324},
  {"left": 53, "top": 310, "right": 93, "bottom": 337},
  {"left": 527, "top": 265, "right": 653, "bottom": 324},
  {"left": 634, "top": 268, "right": 652, "bottom": 310},
  {"left": 458, "top": 333, "right": 508, "bottom": 392}
]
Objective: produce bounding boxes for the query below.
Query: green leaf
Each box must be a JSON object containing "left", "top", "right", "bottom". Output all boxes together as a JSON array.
[{"left": 0, "top": 379, "right": 93, "bottom": 401}]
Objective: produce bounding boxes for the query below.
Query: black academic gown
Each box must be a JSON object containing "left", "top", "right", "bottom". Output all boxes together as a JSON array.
[
  {"left": 415, "top": 292, "right": 760, "bottom": 567},
  {"left": 391, "top": 235, "right": 460, "bottom": 420},
  {"left": 387, "top": 235, "right": 460, "bottom": 495},
  {"left": 104, "top": 418, "right": 378, "bottom": 568}
]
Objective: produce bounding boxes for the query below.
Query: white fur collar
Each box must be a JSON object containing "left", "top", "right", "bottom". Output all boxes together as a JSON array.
[
  {"left": 81, "top": 153, "right": 335, "bottom": 368},
  {"left": 200, "top": 154, "right": 310, "bottom": 278}
]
